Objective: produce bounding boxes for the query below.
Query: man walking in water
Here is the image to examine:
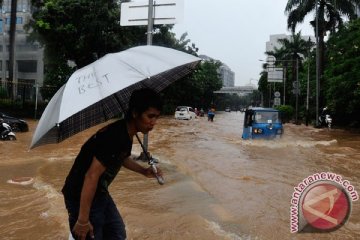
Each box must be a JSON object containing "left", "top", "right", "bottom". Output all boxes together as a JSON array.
[
  {"left": 207, "top": 107, "right": 215, "bottom": 122},
  {"left": 62, "top": 88, "right": 163, "bottom": 240}
]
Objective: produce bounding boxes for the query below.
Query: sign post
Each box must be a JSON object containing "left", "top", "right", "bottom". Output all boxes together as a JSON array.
[
  {"left": 120, "top": 0, "right": 184, "bottom": 26},
  {"left": 120, "top": 0, "right": 184, "bottom": 157},
  {"left": 274, "top": 91, "right": 281, "bottom": 106}
]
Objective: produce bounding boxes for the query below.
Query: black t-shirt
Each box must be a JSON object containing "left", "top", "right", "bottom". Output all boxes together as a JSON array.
[{"left": 62, "top": 119, "right": 132, "bottom": 200}]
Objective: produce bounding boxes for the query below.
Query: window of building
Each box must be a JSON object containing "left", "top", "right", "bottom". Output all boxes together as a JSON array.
[
  {"left": 1, "top": 0, "right": 29, "bottom": 13},
  {"left": 5, "top": 17, "right": 23, "bottom": 25},
  {"left": 18, "top": 60, "right": 37, "bottom": 73}
]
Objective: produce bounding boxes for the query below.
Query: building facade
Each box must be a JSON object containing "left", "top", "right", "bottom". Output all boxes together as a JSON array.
[
  {"left": 218, "top": 64, "right": 234, "bottom": 87},
  {"left": 266, "top": 34, "right": 315, "bottom": 53},
  {"left": 199, "top": 54, "right": 235, "bottom": 87},
  {"left": 0, "top": 0, "right": 44, "bottom": 100}
]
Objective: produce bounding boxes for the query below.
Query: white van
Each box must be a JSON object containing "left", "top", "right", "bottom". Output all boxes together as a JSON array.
[{"left": 174, "top": 106, "right": 196, "bottom": 120}]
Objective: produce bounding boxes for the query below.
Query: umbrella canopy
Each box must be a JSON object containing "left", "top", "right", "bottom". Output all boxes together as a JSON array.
[{"left": 30, "top": 45, "right": 201, "bottom": 149}]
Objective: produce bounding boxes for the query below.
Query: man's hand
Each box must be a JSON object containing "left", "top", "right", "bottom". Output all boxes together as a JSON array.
[
  {"left": 144, "top": 165, "right": 163, "bottom": 178},
  {"left": 72, "top": 220, "right": 94, "bottom": 240},
  {"left": 123, "top": 157, "right": 164, "bottom": 184}
]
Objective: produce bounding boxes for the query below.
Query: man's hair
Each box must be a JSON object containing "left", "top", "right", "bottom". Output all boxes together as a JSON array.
[{"left": 126, "top": 88, "right": 162, "bottom": 121}]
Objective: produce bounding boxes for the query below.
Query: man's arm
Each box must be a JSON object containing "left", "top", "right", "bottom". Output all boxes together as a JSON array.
[
  {"left": 123, "top": 157, "right": 162, "bottom": 178},
  {"left": 73, "top": 157, "right": 105, "bottom": 239}
]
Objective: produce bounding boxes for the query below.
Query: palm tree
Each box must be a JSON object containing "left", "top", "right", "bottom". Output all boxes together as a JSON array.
[
  {"left": 274, "top": 31, "right": 309, "bottom": 83},
  {"left": 265, "top": 31, "right": 310, "bottom": 105},
  {"left": 285, "top": 0, "right": 360, "bottom": 82}
]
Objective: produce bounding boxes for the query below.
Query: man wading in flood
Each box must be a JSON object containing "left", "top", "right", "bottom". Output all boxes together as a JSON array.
[{"left": 62, "top": 88, "right": 163, "bottom": 240}]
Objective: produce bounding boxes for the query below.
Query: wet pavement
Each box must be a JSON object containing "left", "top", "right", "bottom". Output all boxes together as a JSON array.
[{"left": 0, "top": 112, "right": 359, "bottom": 239}]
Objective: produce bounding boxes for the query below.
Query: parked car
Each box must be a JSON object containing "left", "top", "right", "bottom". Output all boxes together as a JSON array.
[
  {"left": 174, "top": 106, "right": 196, "bottom": 120},
  {"left": 225, "top": 107, "right": 231, "bottom": 112},
  {"left": 0, "top": 112, "right": 29, "bottom": 132}
]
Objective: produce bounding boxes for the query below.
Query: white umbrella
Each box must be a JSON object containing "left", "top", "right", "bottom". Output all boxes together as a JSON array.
[{"left": 30, "top": 45, "right": 200, "bottom": 148}]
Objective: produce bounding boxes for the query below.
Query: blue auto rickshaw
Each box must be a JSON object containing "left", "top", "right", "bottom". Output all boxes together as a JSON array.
[{"left": 242, "top": 107, "right": 283, "bottom": 139}]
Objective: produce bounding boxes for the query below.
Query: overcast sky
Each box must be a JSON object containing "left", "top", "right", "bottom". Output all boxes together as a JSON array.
[{"left": 172, "top": 0, "right": 315, "bottom": 86}]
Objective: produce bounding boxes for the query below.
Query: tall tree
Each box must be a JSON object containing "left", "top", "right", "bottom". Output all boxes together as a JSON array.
[
  {"left": 285, "top": 0, "right": 360, "bottom": 90},
  {"left": 28, "top": 0, "right": 148, "bottom": 98},
  {"left": 28, "top": 0, "right": 223, "bottom": 111},
  {"left": 265, "top": 32, "right": 310, "bottom": 106},
  {"left": 274, "top": 32, "right": 309, "bottom": 83},
  {"left": 30, "top": 0, "right": 146, "bottom": 68},
  {"left": 324, "top": 18, "right": 360, "bottom": 126}
]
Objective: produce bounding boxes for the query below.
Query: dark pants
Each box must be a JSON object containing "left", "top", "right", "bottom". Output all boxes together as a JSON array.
[
  {"left": 65, "top": 194, "right": 126, "bottom": 240},
  {"left": 208, "top": 114, "right": 214, "bottom": 122}
]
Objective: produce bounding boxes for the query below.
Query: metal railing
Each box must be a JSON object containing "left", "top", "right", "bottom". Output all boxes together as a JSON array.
[{"left": 0, "top": 80, "right": 57, "bottom": 118}]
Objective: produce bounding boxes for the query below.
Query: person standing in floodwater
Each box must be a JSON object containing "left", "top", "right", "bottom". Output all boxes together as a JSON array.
[
  {"left": 208, "top": 107, "right": 215, "bottom": 122},
  {"left": 62, "top": 88, "right": 163, "bottom": 240}
]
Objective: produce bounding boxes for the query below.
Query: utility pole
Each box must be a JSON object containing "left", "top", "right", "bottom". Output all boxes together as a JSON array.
[
  {"left": 8, "top": 0, "right": 17, "bottom": 99},
  {"left": 146, "top": 0, "right": 154, "bottom": 45},
  {"left": 142, "top": 0, "right": 154, "bottom": 158},
  {"left": 295, "top": 58, "right": 299, "bottom": 124},
  {"left": 283, "top": 67, "right": 286, "bottom": 105},
  {"left": 315, "top": 0, "right": 320, "bottom": 126},
  {"left": 306, "top": 37, "right": 311, "bottom": 126}
]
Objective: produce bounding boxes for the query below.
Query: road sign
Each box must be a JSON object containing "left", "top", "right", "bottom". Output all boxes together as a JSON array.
[
  {"left": 266, "top": 56, "right": 276, "bottom": 66},
  {"left": 292, "top": 89, "right": 301, "bottom": 95},
  {"left": 267, "top": 67, "right": 283, "bottom": 83},
  {"left": 293, "top": 81, "right": 299, "bottom": 88},
  {"left": 274, "top": 91, "right": 281, "bottom": 98},
  {"left": 120, "top": 0, "right": 184, "bottom": 26},
  {"left": 274, "top": 97, "right": 281, "bottom": 106}
]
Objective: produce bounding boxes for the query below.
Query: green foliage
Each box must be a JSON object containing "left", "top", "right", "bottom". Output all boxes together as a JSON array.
[
  {"left": 161, "top": 59, "right": 222, "bottom": 114},
  {"left": 285, "top": 0, "right": 360, "bottom": 97},
  {"left": 28, "top": 0, "right": 148, "bottom": 90},
  {"left": 275, "top": 105, "right": 294, "bottom": 123},
  {"left": 285, "top": 0, "right": 359, "bottom": 33},
  {"left": 261, "top": 31, "right": 312, "bottom": 113},
  {"left": 324, "top": 18, "right": 360, "bottom": 126},
  {"left": 30, "top": 0, "right": 140, "bottom": 66},
  {"left": 40, "top": 59, "right": 74, "bottom": 100},
  {"left": 27, "top": 0, "right": 223, "bottom": 117}
]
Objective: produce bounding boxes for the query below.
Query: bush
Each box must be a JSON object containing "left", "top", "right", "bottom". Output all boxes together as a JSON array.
[{"left": 275, "top": 105, "right": 294, "bottom": 123}]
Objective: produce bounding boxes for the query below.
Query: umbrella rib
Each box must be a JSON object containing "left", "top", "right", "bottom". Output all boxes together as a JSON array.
[
  {"left": 115, "top": 55, "right": 149, "bottom": 78},
  {"left": 101, "top": 101, "right": 109, "bottom": 122},
  {"left": 113, "top": 93, "right": 126, "bottom": 116}
]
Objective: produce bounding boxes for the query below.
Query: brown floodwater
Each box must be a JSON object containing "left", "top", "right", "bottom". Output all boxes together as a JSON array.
[{"left": 0, "top": 112, "right": 359, "bottom": 240}]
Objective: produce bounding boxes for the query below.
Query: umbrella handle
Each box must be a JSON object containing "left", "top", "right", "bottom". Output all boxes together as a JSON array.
[
  {"left": 151, "top": 164, "right": 165, "bottom": 185},
  {"left": 135, "top": 133, "right": 165, "bottom": 185}
]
